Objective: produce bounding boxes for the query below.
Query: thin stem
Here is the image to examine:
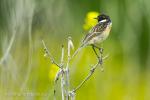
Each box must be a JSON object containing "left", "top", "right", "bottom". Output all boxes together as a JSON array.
[
  {"left": 72, "top": 46, "right": 104, "bottom": 93},
  {"left": 42, "top": 40, "right": 61, "bottom": 68},
  {"left": 72, "top": 62, "right": 99, "bottom": 93},
  {"left": 42, "top": 40, "right": 64, "bottom": 100},
  {"left": 66, "top": 37, "right": 72, "bottom": 100},
  {"left": 61, "top": 73, "right": 65, "bottom": 100},
  {"left": 54, "top": 45, "right": 65, "bottom": 100},
  {"left": 60, "top": 45, "right": 65, "bottom": 100},
  {"left": 61, "top": 45, "right": 64, "bottom": 66},
  {"left": 69, "top": 91, "right": 75, "bottom": 100},
  {"left": 54, "top": 84, "right": 56, "bottom": 100}
]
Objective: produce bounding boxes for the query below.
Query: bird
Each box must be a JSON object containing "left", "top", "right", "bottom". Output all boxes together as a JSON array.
[
  {"left": 82, "top": 13, "right": 112, "bottom": 47},
  {"left": 72, "top": 13, "right": 112, "bottom": 58}
]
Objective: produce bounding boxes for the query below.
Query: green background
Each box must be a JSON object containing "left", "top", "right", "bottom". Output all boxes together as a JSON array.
[{"left": 0, "top": 0, "right": 150, "bottom": 100}]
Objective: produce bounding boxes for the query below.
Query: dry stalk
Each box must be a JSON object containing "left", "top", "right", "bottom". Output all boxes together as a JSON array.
[{"left": 42, "top": 37, "right": 108, "bottom": 100}]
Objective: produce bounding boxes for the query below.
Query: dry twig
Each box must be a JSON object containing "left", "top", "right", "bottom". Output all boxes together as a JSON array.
[{"left": 42, "top": 37, "right": 108, "bottom": 100}]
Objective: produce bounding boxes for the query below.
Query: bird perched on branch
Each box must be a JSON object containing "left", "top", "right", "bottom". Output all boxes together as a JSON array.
[
  {"left": 72, "top": 13, "right": 112, "bottom": 58},
  {"left": 82, "top": 14, "right": 112, "bottom": 47}
]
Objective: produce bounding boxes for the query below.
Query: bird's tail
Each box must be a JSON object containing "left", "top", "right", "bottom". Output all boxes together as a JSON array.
[{"left": 71, "top": 43, "right": 85, "bottom": 58}]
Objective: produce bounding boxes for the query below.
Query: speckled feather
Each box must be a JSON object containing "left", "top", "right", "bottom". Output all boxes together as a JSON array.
[{"left": 82, "top": 21, "right": 109, "bottom": 46}]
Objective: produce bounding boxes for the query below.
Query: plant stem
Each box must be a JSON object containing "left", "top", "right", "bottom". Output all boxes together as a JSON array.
[
  {"left": 42, "top": 40, "right": 61, "bottom": 68},
  {"left": 66, "top": 37, "right": 72, "bottom": 100},
  {"left": 42, "top": 38, "right": 108, "bottom": 100},
  {"left": 61, "top": 73, "right": 65, "bottom": 100},
  {"left": 72, "top": 62, "right": 99, "bottom": 93},
  {"left": 60, "top": 45, "right": 65, "bottom": 100}
]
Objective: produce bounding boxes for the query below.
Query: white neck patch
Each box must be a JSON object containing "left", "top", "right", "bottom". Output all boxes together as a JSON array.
[{"left": 99, "top": 19, "right": 107, "bottom": 23}]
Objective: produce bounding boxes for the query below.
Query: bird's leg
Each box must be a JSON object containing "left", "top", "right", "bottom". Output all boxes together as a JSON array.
[
  {"left": 92, "top": 45, "right": 100, "bottom": 60},
  {"left": 92, "top": 45, "right": 104, "bottom": 71},
  {"left": 92, "top": 45, "right": 104, "bottom": 53}
]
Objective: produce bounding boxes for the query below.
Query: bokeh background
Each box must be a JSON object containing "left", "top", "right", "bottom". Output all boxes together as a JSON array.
[{"left": 0, "top": 0, "right": 150, "bottom": 100}]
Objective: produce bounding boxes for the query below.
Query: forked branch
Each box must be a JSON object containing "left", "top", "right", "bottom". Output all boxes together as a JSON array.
[
  {"left": 42, "top": 38, "right": 108, "bottom": 100},
  {"left": 72, "top": 62, "right": 100, "bottom": 93},
  {"left": 71, "top": 48, "right": 109, "bottom": 93}
]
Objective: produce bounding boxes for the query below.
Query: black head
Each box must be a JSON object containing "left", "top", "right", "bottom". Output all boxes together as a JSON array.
[{"left": 95, "top": 14, "right": 111, "bottom": 23}]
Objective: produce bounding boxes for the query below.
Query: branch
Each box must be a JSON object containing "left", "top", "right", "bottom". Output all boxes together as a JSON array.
[
  {"left": 60, "top": 45, "right": 64, "bottom": 66},
  {"left": 53, "top": 45, "right": 65, "bottom": 100},
  {"left": 65, "top": 36, "right": 74, "bottom": 100},
  {"left": 61, "top": 72, "right": 65, "bottom": 100},
  {"left": 71, "top": 48, "right": 108, "bottom": 93},
  {"left": 72, "top": 62, "right": 99, "bottom": 93},
  {"left": 42, "top": 40, "right": 61, "bottom": 68},
  {"left": 42, "top": 40, "right": 66, "bottom": 100},
  {"left": 42, "top": 38, "right": 109, "bottom": 100},
  {"left": 60, "top": 45, "right": 65, "bottom": 100}
]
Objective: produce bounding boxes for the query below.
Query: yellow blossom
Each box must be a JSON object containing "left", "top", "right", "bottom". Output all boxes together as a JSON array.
[
  {"left": 49, "top": 64, "right": 59, "bottom": 80},
  {"left": 83, "top": 11, "right": 99, "bottom": 30}
]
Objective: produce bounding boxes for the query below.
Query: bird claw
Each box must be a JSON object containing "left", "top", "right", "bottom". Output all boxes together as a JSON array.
[
  {"left": 99, "top": 48, "right": 103, "bottom": 54},
  {"left": 98, "top": 57, "right": 103, "bottom": 65}
]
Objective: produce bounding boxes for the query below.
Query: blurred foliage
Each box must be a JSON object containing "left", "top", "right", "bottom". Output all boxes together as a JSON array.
[{"left": 0, "top": 0, "right": 150, "bottom": 100}]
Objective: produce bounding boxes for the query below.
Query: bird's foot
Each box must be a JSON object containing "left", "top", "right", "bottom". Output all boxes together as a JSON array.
[{"left": 99, "top": 47, "right": 104, "bottom": 54}]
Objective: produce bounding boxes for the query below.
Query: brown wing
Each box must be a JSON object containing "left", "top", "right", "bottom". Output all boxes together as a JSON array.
[{"left": 82, "top": 22, "right": 107, "bottom": 44}]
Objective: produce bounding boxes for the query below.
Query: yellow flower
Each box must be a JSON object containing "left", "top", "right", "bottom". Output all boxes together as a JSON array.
[
  {"left": 49, "top": 64, "right": 59, "bottom": 80},
  {"left": 83, "top": 11, "right": 99, "bottom": 30}
]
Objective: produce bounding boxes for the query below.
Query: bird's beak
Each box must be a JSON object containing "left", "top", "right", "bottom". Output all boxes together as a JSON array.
[{"left": 94, "top": 17, "right": 98, "bottom": 19}]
